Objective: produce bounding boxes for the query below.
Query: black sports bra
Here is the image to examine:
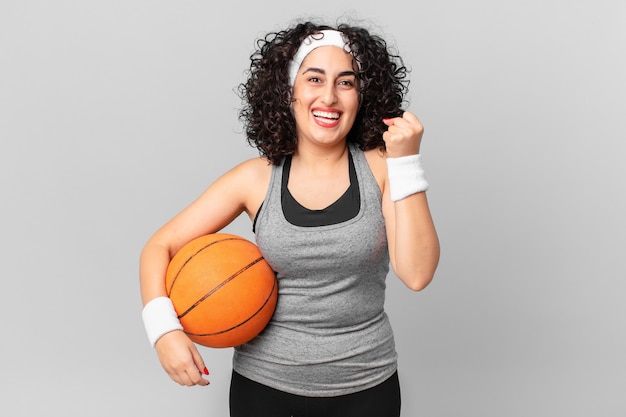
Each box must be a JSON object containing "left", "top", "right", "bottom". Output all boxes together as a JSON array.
[
  {"left": 281, "top": 151, "right": 360, "bottom": 227},
  {"left": 252, "top": 151, "right": 361, "bottom": 232}
]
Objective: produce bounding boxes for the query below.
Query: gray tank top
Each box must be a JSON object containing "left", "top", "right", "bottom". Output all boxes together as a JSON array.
[{"left": 233, "top": 144, "right": 398, "bottom": 397}]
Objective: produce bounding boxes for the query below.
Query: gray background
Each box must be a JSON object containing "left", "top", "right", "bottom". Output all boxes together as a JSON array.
[{"left": 1, "top": 0, "right": 624, "bottom": 416}]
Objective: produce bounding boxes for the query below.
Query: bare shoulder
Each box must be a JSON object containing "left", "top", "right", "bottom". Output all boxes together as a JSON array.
[
  {"left": 225, "top": 156, "right": 273, "bottom": 216},
  {"left": 230, "top": 156, "right": 273, "bottom": 179},
  {"left": 363, "top": 147, "right": 387, "bottom": 191},
  {"left": 223, "top": 156, "right": 272, "bottom": 192}
]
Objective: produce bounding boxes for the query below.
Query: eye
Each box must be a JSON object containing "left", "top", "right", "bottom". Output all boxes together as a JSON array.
[
  {"left": 307, "top": 76, "right": 323, "bottom": 83},
  {"left": 338, "top": 78, "right": 356, "bottom": 89}
]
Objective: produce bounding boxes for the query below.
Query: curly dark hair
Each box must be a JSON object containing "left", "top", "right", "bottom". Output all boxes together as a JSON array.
[{"left": 237, "top": 21, "right": 410, "bottom": 165}]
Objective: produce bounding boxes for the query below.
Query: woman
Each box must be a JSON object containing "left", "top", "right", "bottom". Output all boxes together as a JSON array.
[{"left": 140, "top": 21, "right": 440, "bottom": 417}]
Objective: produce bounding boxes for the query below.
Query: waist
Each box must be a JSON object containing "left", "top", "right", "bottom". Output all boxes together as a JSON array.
[{"left": 233, "top": 312, "right": 398, "bottom": 396}]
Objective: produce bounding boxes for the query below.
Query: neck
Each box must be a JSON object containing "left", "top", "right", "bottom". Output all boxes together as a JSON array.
[{"left": 293, "top": 141, "right": 349, "bottom": 168}]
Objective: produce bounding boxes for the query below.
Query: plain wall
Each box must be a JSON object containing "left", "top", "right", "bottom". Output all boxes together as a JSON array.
[{"left": 1, "top": 0, "right": 624, "bottom": 415}]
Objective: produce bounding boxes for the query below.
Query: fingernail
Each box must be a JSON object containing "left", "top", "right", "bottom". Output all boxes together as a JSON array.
[{"left": 203, "top": 367, "right": 209, "bottom": 375}]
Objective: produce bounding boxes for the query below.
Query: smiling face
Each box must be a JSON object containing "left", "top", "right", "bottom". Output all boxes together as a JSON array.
[{"left": 291, "top": 46, "right": 360, "bottom": 149}]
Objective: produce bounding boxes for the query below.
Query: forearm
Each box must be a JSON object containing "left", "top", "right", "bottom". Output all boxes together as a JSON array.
[
  {"left": 391, "top": 192, "right": 440, "bottom": 291},
  {"left": 139, "top": 240, "right": 172, "bottom": 305},
  {"left": 139, "top": 239, "right": 187, "bottom": 347}
]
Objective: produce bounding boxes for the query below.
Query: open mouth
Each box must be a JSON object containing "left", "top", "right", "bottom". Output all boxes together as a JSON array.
[{"left": 312, "top": 110, "right": 340, "bottom": 121}]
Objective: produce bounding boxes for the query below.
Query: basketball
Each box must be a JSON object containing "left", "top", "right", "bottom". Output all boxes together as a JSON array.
[{"left": 165, "top": 233, "right": 277, "bottom": 348}]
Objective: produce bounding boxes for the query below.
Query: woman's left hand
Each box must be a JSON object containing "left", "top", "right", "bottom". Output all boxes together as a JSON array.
[{"left": 382, "top": 111, "right": 424, "bottom": 158}]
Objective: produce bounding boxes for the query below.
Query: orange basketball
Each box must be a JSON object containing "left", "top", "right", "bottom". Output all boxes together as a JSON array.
[{"left": 165, "top": 233, "right": 277, "bottom": 348}]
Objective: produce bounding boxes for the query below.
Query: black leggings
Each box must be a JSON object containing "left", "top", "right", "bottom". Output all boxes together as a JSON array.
[{"left": 229, "top": 370, "right": 401, "bottom": 417}]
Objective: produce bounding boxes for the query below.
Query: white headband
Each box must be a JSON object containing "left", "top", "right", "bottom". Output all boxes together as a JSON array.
[{"left": 288, "top": 30, "right": 356, "bottom": 87}]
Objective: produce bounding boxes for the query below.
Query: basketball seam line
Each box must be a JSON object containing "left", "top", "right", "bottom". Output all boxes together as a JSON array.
[
  {"left": 184, "top": 276, "right": 277, "bottom": 337},
  {"left": 167, "top": 237, "right": 245, "bottom": 294},
  {"left": 177, "top": 256, "right": 266, "bottom": 319}
]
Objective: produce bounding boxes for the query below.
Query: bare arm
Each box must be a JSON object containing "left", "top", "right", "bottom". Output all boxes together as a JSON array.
[
  {"left": 139, "top": 157, "right": 271, "bottom": 385},
  {"left": 382, "top": 187, "right": 440, "bottom": 291},
  {"left": 371, "top": 112, "right": 440, "bottom": 290}
]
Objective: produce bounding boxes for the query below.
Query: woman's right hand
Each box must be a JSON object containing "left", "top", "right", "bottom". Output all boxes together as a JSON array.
[{"left": 155, "top": 330, "right": 210, "bottom": 386}]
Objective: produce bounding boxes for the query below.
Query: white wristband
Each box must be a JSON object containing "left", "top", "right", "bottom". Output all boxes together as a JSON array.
[
  {"left": 142, "top": 296, "right": 183, "bottom": 348},
  {"left": 386, "top": 154, "right": 429, "bottom": 201}
]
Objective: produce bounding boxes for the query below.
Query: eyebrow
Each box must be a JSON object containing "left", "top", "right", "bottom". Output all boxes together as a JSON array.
[{"left": 301, "top": 67, "right": 357, "bottom": 78}]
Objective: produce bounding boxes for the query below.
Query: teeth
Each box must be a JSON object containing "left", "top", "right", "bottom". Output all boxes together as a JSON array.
[{"left": 313, "top": 111, "right": 339, "bottom": 120}]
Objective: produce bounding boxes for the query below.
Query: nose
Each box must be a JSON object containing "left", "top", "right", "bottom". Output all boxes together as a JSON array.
[{"left": 320, "top": 83, "right": 337, "bottom": 105}]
